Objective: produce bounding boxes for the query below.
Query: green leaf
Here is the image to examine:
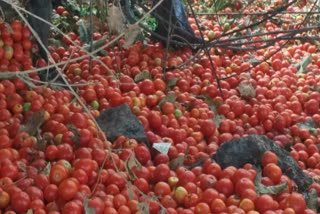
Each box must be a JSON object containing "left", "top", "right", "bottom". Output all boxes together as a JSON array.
[
  {"left": 169, "top": 155, "right": 185, "bottom": 170},
  {"left": 166, "top": 77, "right": 179, "bottom": 89},
  {"left": 255, "top": 169, "right": 288, "bottom": 195},
  {"left": 158, "top": 93, "right": 177, "bottom": 110},
  {"left": 296, "top": 54, "right": 312, "bottom": 73},
  {"left": 83, "top": 36, "right": 108, "bottom": 51},
  {"left": 84, "top": 196, "right": 95, "bottom": 214},
  {"left": 298, "top": 119, "right": 318, "bottom": 130},
  {"left": 145, "top": 17, "right": 158, "bottom": 31},
  {"left": 306, "top": 188, "right": 318, "bottom": 211},
  {"left": 134, "top": 70, "right": 151, "bottom": 83},
  {"left": 40, "top": 162, "right": 51, "bottom": 176},
  {"left": 79, "top": 21, "right": 89, "bottom": 43},
  {"left": 257, "top": 181, "right": 288, "bottom": 195},
  {"left": 26, "top": 209, "right": 33, "bottom": 214}
]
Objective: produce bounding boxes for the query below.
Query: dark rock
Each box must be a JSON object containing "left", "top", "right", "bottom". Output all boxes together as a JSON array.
[
  {"left": 191, "top": 135, "right": 313, "bottom": 193},
  {"left": 96, "top": 103, "right": 149, "bottom": 147}
]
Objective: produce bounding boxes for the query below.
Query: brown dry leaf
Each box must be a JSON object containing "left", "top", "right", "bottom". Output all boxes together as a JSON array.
[
  {"left": 123, "top": 24, "right": 141, "bottom": 49},
  {"left": 237, "top": 81, "right": 256, "bottom": 99},
  {"left": 124, "top": 153, "right": 141, "bottom": 180},
  {"left": 107, "top": 5, "right": 125, "bottom": 34},
  {"left": 78, "top": 15, "right": 105, "bottom": 32},
  {"left": 19, "top": 110, "right": 46, "bottom": 136}
]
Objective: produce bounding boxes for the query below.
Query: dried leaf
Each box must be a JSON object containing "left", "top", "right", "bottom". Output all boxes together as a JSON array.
[
  {"left": 123, "top": 24, "right": 141, "bottom": 49},
  {"left": 137, "top": 202, "right": 150, "bottom": 214},
  {"left": 153, "top": 142, "right": 171, "bottom": 154},
  {"left": 19, "top": 110, "right": 46, "bottom": 136},
  {"left": 126, "top": 182, "right": 135, "bottom": 200},
  {"left": 107, "top": 5, "right": 125, "bottom": 34},
  {"left": 169, "top": 155, "right": 185, "bottom": 170},
  {"left": 79, "top": 15, "right": 105, "bottom": 32},
  {"left": 17, "top": 162, "right": 26, "bottom": 172},
  {"left": 213, "top": 114, "right": 225, "bottom": 128},
  {"left": 159, "top": 207, "right": 167, "bottom": 214},
  {"left": 237, "top": 81, "right": 256, "bottom": 99},
  {"left": 134, "top": 70, "right": 151, "bottom": 83},
  {"left": 84, "top": 196, "right": 95, "bottom": 214},
  {"left": 124, "top": 153, "right": 141, "bottom": 180}
]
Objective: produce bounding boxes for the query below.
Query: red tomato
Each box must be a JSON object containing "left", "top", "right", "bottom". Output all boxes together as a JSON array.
[
  {"left": 56, "top": 6, "right": 65, "bottom": 15},
  {"left": 58, "top": 178, "right": 79, "bottom": 201},
  {"left": 255, "top": 194, "right": 275, "bottom": 213},
  {"left": 215, "top": 178, "right": 234, "bottom": 197},
  {"left": 283, "top": 192, "right": 306, "bottom": 213},
  {"left": 148, "top": 111, "right": 162, "bottom": 130},
  {"left": 134, "top": 145, "right": 151, "bottom": 165},
  {"left": 10, "top": 191, "right": 31, "bottom": 213},
  {"left": 261, "top": 151, "right": 278, "bottom": 167},
  {"left": 153, "top": 164, "right": 170, "bottom": 182},
  {"left": 49, "top": 164, "right": 70, "bottom": 185}
]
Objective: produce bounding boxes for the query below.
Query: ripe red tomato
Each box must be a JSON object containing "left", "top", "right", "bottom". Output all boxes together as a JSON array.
[
  {"left": 12, "top": 30, "right": 22, "bottom": 42},
  {"left": 120, "top": 75, "right": 135, "bottom": 92},
  {"left": 210, "top": 198, "right": 226, "bottom": 213},
  {"left": 215, "top": 178, "right": 234, "bottom": 197},
  {"left": 134, "top": 178, "right": 149, "bottom": 194},
  {"left": 261, "top": 151, "right": 278, "bottom": 167},
  {"left": 139, "top": 79, "right": 155, "bottom": 95},
  {"left": 153, "top": 164, "right": 170, "bottom": 182},
  {"left": 56, "top": 6, "right": 65, "bottom": 15},
  {"left": 82, "top": 88, "right": 97, "bottom": 102},
  {"left": 11, "top": 191, "right": 31, "bottom": 213},
  {"left": 49, "top": 164, "right": 70, "bottom": 185},
  {"left": 235, "top": 177, "right": 255, "bottom": 196},
  {"left": 11, "top": 20, "right": 22, "bottom": 31},
  {"left": 304, "top": 99, "right": 319, "bottom": 114},
  {"left": 61, "top": 200, "right": 83, "bottom": 214},
  {"left": 200, "top": 119, "right": 216, "bottom": 136},
  {"left": 73, "top": 158, "right": 95, "bottom": 175},
  {"left": 68, "top": 112, "right": 87, "bottom": 128},
  {"left": 0, "top": 47, "right": 4, "bottom": 59},
  {"left": 134, "top": 145, "right": 151, "bottom": 165},
  {"left": 161, "top": 102, "right": 175, "bottom": 115},
  {"left": 148, "top": 111, "right": 162, "bottom": 130},
  {"left": 283, "top": 192, "right": 306, "bottom": 213},
  {"left": 255, "top": 194, "right": 275, "bottom": 213},
  {"left": 58, "top": 178, "right": 79, "bottom": 201}
]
